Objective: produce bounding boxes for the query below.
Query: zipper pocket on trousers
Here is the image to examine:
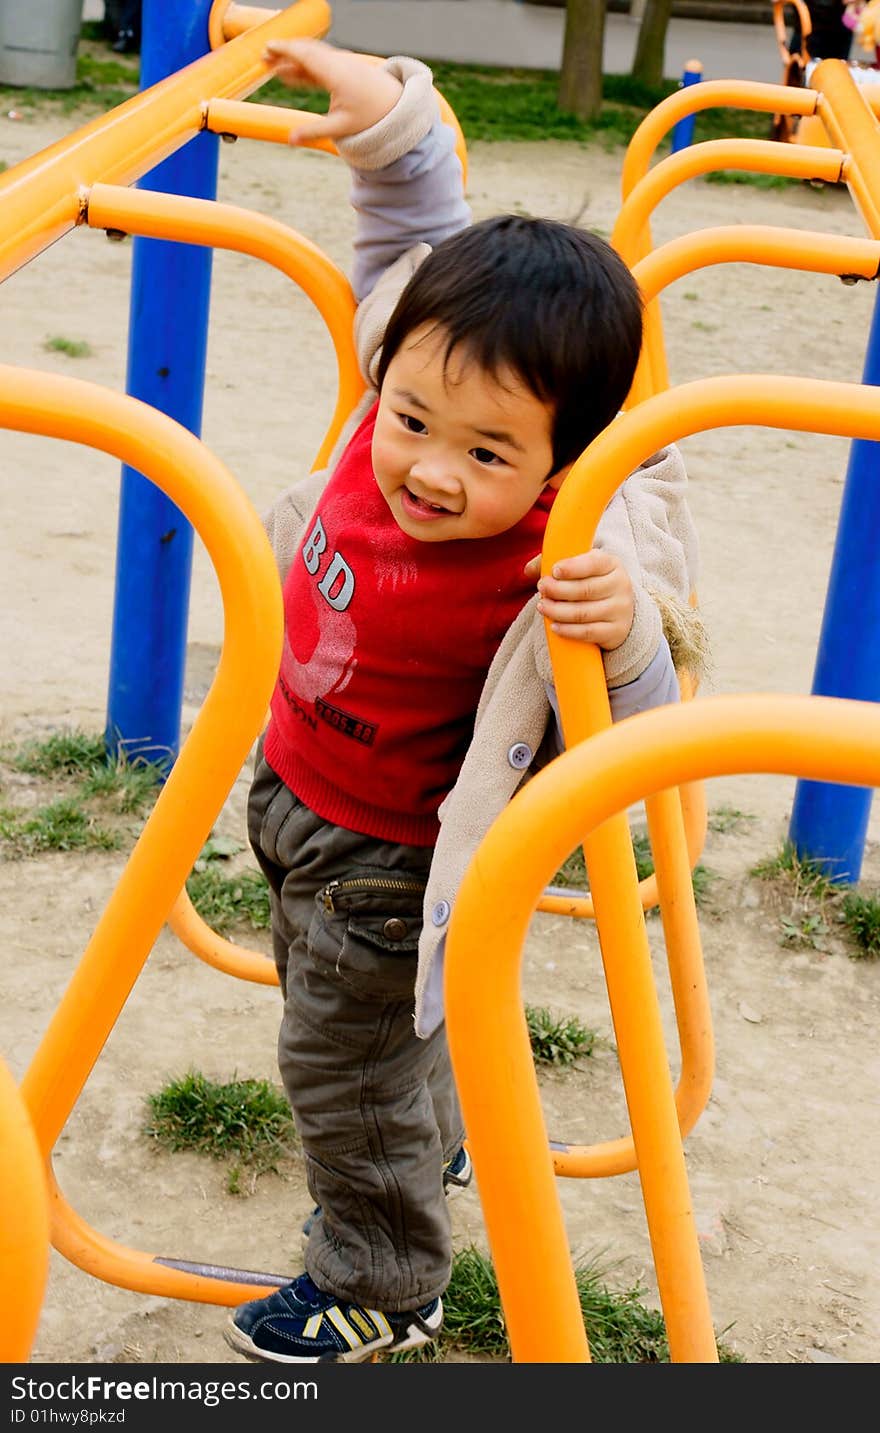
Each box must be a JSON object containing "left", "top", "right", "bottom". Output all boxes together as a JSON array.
[{"left": 320, "top": 875, "right": 427, "bottom": 915}]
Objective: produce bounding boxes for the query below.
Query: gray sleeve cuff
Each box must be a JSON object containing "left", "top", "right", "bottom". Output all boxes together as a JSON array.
[
  {"left": 336, "top": 56, "right": 438, "bottom": 171},
  {"left": 602, "top": 583, "right": 662, "bottom": 689}
]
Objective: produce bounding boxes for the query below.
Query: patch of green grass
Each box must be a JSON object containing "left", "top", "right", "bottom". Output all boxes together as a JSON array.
[
  {"left": 525, "top": 1005, "right": 594, "bottom": 1066},
  {"left": 707, "top": 805, "right": 754, "bottom": 835},
  {"left": 78, "top": 759, "right": 161, "bottom": 814},
  {"left": 44, "top": 335, "right": 92, "bottom": 358},
  {"left": 186, "top": 865, "right": 271, "bottom": 933},
  {"left": 8, "top": 727, "right": 163, "bottom": 815},
  {"left": 839, "top": 892, "right": 880, "bottom": 961},
  {"left": 393, "top": 1245, "right": 741, "bottom": 1363},
  {"left": 0, "top": 797, "right": 117, "bottom": 856},
  {"left": 751, "top": 841, "right": 839, "bottom": 900},
  {"left": 691, "top": 863, "right": 717, "bottom": 907},
  {"left": 704, "top": 171, "right": 802, "bottom": 190},
  {"left": 631, "top": 831, "right": 654, "bottom": 881},
  {"left": 11, "top": 728, "right": 107, "bottom": 777},
  {"left": 144, "top": 1070, "right": 297, "bottom": 1194}
]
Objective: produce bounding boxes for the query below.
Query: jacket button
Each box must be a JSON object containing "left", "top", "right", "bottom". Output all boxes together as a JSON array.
[
  {"left": 507, "top": 741, "right": 533, "bottom": 770},
  {"left": 383, "top": 917, "right": 408, "bottom": 941},
  {"left": 431, "top": 900, "right": 451, "bottom": 926}
]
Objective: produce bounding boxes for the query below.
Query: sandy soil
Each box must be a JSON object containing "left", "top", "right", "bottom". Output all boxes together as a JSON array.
[{"left": 1, "top": 100, "right": 879, "bottom": 1365}]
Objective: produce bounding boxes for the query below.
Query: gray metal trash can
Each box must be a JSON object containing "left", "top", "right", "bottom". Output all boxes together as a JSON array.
[{"left": 0, "top": 1, "right": 86, "bottom": 90}]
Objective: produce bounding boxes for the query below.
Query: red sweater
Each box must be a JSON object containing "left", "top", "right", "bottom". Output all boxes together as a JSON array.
[{"left": 264, "top": 402, "right": 555, "bottom": 844}]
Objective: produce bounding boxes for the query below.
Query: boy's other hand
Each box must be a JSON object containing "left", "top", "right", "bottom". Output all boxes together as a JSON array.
[
  {"left": 263, "top": 38, "right": 404, "bottom": 146},
  {"left": 526, "top": 550, "right": 635, "bottom": 651}
]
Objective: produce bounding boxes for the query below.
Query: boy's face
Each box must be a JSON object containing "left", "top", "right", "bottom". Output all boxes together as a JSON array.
[{"left": 372, "top": 324, "right": 566, "bottom": 543}]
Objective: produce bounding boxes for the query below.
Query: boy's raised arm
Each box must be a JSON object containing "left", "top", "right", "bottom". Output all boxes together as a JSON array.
[{"left": 264, "top": 38, "right": 471, "bottom": 302}]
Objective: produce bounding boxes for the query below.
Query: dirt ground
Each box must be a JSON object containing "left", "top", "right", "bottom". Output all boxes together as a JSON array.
[{"left": 1, "top": 98, "right": 879, "bottom": 1365}]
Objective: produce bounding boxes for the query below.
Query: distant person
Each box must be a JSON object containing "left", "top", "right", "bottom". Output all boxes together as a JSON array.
[
  {"left": 102, "top": 1, "right": 140, "bottom": 54},
  {"left": 789, "top": 0, "right": 854, "bottom": 59}
]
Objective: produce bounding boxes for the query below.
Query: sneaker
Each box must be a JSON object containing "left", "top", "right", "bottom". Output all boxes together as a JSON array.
[
  {"left": 301, "top": 1146, "right": 472, "bottom": 1248},
  {"left": 224, "top": 1272, "right": 442, "bottom": 1364},
  {"left": 442, "top": 1144, "right": 473, "bottom": 1195}
]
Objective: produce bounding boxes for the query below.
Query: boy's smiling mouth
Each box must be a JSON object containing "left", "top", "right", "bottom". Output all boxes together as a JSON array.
[{"left": 400, "top": 485, "right": 458, "bottom": 520}]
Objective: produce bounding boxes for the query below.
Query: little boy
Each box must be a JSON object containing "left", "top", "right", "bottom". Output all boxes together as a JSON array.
[{"left": 225, "top": 38, "right": 701, "bottom": 1365}]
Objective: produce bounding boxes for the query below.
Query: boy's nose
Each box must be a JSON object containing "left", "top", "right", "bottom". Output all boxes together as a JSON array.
[{"left": 409, "top": 455, "right": 460, "bottom": 494}]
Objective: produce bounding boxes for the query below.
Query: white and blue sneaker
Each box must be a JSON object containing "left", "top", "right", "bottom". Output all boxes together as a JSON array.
[{"left": 225, "top": 1273, "right": 442, "bottom": 1364}]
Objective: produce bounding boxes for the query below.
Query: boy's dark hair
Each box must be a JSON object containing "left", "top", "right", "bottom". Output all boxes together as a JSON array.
[{"left": 376, "top": 215, "right": 643, "bottom": 475}]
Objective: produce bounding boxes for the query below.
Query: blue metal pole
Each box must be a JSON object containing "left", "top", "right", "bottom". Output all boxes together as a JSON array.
[
  {"left": 788, "top": 286, "right": 880, "bottom": 883},
  {"left": 670, "top": 60, "right": 702, "bottom": 154},
  {"left": 105, "top": 0, "right": 219, "bottom": 771}
]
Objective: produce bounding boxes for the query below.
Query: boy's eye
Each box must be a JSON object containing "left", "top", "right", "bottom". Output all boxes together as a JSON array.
[
  {"left": 470, "top": 447, "right": 504, "bottom": 466},
  {"left": 399, "top": 412, "right": 427, "bottom": 435}
]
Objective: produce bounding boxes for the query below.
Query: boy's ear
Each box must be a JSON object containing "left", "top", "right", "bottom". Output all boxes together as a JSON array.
[{"left": 546, "top": 462, "right": 573, "bottom": 491}]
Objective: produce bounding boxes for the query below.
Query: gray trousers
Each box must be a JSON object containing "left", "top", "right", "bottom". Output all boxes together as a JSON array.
[{"left": 247, "top": 752, "right": 464, "bottom": 1311}]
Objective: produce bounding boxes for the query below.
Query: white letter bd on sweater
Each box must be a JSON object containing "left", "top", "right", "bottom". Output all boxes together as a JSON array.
[{"left": 301, "top": 515, "right": 356, "bottom": 613}]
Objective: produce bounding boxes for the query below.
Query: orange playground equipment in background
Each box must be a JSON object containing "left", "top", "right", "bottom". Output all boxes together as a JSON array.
[{"left": 2, "top": 0, "right": 880, "bottom": 1365}]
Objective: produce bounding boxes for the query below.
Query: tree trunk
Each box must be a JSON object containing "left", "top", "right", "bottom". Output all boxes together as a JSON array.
[
  {"left": 557, "top": 0, "right": 606, "bottom": 121},
  {"left": 631, "top": 0, "right": 674, "bottom": 86}
]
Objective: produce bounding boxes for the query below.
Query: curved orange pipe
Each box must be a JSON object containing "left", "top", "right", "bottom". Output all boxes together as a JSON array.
[
  {"left": 7, "top": 370, "right": 283, "bottom": 1158},
  {"left": 0, "top": 1058, "right": 50, "bottom": 1360},
  {"left": 85, "top": 182, "right": 365, "bottom": 468},
  {"left": 0, "top": 0, "right": 331, "bottom": 283},
  {"left": 446, "top": 691, "right": 880, "bottom": 1363}
]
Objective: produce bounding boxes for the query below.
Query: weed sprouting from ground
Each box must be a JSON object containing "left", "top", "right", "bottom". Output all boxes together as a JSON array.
[
  {"left": 750, "top": 841, "right": 880, "bottom": 961},
  {"left": 525, "top": 1005, "right": 594, "bottom": 1066},
  {"left": 185, "top": 866, "right": 271, "bottom": 933},
  {"left": 751, "top": 840, "right": 839, "bottom": 900},
  {"left": 839, "top": 892, "right": 880, "bottom": 960},
  {"left": 11, "top": 729, "right": 107, "bottom": 777},
  {"left": 707, "top": 805, "right": 755, "bottom": 835},
  {"left": 10, "top": 727, "right": 163, "bottom": 808},
  {"left": 44, "top": 335, "right": 92, "bottom": 358},
  {"left": 144, "top": 1070, "right": 297, "bottom": 1195},
  {"left": 0, "top": 730, "right": 162, "bottom": 855},
  {"left": 0, "top": 798, "right": 117, "bottom": 856}
]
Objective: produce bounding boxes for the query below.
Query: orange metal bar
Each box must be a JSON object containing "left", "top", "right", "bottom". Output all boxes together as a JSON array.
[
  {"left": 6, "top": 370, "right": 283, "bottom": 1301},
  {"left": 0, "top": 1057, "right": 50, "bottom": 1360},
  {"left": 84, "top": 182, "right": 365, "bottom": 468},
  {"left": 446, "top": 690, "right": 880, "bottom": 1362},
  {"left": 210, "top": 1, "right": 281, "bottom": 47},
  {"left": 206, "top": 89, "right": 469, "bottom": 185},
  {"left": 0, "top": 0, "right": 330, "bottom": 283},
  {"left": 207, "top": 94, "right": 336, "bottom": 150},
  {"left": 627, "top": 225, "right": 880, "bottom": 406},
  {"left": 525, "top": 374, "right": 880, "bottom": 1354},
  {"left": 8, "top": 370, "right": 283, "bottom": 1157},
  {"left": 811, "top": 59, "right": 880, "bottom": 239},
  {"left": 634, "top": 224, "right": 880, "bottom": 302},
  {"left": 169, "top": 887, "right": 279, "bottom": 985},
  {"left": 621, "top": 80, "right": 820, "bottom": 200},
  {"left": 620, "top": 84, "right": 823, "bottom": 400},
  {"left": 48, "top": 1164, "right": 289, "bottom": 1305},
  {"left": 614, "top": 139, "right": 845, "bottom": 398}
]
